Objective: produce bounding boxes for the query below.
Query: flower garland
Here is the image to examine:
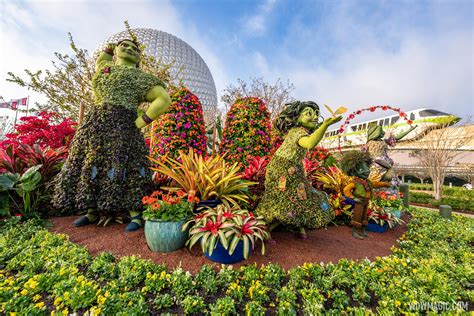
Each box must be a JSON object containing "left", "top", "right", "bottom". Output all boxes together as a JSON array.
[
  {"left": 336, "top": 105, "right": 414, "bottom": 151},
  {"left": 149, "top": 87, "right": 208, "bottom": 161},
  {"left": 219, "top": 97, "right": 272, "bottom": 168}
]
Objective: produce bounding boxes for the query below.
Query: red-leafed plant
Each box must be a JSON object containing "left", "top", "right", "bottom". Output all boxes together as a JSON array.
[
  {"left": 241, "top": 156, "right": 270, "bottom": 209},
  {"left": 183, "top": 201, "right": 269, "bottom": 259},
  {"left": 0, "top": 111, "right": 77, "bottom": 150}
]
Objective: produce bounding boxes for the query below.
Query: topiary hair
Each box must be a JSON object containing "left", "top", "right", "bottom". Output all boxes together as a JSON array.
[
  {"left": 340, "top": 150, "right": 373, "bottom": 176},
  {"left": 275, "top": 101, "right": 322, "bottom": 133}
]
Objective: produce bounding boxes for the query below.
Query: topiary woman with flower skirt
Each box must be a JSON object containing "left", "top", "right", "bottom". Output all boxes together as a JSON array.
[
  {"left": 54, "top": 39, "right": 171, "bottom": 231},
  {"left": 256, "top": 101, "right": 342, "bottom": 239}
]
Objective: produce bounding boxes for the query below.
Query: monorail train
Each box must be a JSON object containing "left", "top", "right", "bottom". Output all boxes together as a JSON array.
[{"left": 320, "top": 108, "right": 460, "bottom": 149}]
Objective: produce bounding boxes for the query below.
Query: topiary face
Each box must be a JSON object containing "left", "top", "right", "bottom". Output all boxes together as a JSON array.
[
  {"left": 340, "top": 150, "right": 372, "bottom": 179},
  {"left": 115, "top": 40, "right": 141, "bottom": 66},
  {"left": 297, "top": 107, "right": 321, "bottom": 130}
]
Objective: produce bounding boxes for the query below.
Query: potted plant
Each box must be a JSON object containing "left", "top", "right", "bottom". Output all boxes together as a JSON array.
[
  {"left": 142, "top": 190, "right": 195, "bottom": 252},
  {"left": 182, "top": 202, "right": 270, "bottom": 264},
  {"left": 149, "top": 148, "right": 255, "bottom": 212},
  {"left": 367, "top": 201, "right": 405, "bottom": 233},
  {"left": 373, "top": 190, "right": 405, "bottom": 219}
]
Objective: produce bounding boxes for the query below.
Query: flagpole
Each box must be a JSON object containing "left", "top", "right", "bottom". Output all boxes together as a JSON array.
[
  {"left": 26, "top": 96, "right": 30, "bottom": 116},
  {"left": 13, "top": 103, "right": 18, "bottom": 127}
]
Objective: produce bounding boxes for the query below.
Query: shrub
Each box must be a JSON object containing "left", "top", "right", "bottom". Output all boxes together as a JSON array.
[
  {"left": 150, "top": 86, "right": 207, "bottom": 161},
  {"left": 0, "top": 111, "right": 76, "bottom": 150},
  {"left": 219, "top": 97, "right": 272, "bottom": 168}
]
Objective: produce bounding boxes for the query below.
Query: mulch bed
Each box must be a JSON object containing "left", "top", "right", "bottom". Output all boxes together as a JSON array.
[{"left": 49, "top": 215, "right": 409, "bottom": 274}]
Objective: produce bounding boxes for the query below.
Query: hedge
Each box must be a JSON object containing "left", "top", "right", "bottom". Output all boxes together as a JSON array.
[
  {"left": 0, "top": 208, "right": 472, "bottom": 314},
  {"left": 410, "top": 192, "right": 474, "bottom": 212}
]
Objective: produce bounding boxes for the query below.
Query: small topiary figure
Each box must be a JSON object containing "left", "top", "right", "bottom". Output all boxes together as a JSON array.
[
  {"left": 150, "top": 86, "right": 208, "bottom": 161},
  {"left": 341, "top": 150, "right": 390, "bottom": 239},
  {"left": 256, "top": 101, "right": 342, "bottom": 239},
  {"left": 219, "top": 97, "right": 272, "bottom": 168}
]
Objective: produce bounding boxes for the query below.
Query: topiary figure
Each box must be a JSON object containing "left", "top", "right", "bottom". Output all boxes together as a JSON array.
[
  {"left": 256, "top": 101, "right": 342, "bottom": 239},
  {"left": 219, "top": 97, "right": 272, "bottom": 168},
  {"left": 150, "top": 86, "right": 208, "bottom": 161}
]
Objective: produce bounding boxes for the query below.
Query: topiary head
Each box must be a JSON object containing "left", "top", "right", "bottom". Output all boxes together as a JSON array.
[
  {"left": 275, "top": 101, "right": 323, "bottom": 133},
  {"left": 340, "top": 150, "right": 372, "bottom": 179},
  {"left": 114, "top": 39, "right": 141, "bottom": 67}
]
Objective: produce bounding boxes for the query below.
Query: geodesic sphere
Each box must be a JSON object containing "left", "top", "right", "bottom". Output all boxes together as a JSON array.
[{"left": 96, "top": 28, "right": 218, "bottom": 125}]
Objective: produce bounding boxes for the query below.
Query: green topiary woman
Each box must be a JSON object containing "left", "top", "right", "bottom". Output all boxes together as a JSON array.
[
  {"left": 256, "top": 101, "right": 342, "bottom": 239},
  {"left": 54, "top": 39, "right": 171, "bottom": 231}
]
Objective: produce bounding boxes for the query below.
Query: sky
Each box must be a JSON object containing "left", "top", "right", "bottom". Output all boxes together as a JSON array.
[{"left": 0, "top": 0, "right": 473, "bottom": 123}]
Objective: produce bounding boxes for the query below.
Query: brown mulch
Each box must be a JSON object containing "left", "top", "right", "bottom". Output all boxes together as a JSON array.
[{"left": 49, "top": 215, "right": 409, "bottom": 274}]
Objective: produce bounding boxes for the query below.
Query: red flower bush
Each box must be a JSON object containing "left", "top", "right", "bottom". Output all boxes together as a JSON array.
[
  {"left": 219, "top": 97, "right": 272, "bottom": 168},
  {"left": 150, "top": 87, "right": 208, "bottom": 161},
  {"left": 0, "top": 111, "right": 77, "bottom": 150}
]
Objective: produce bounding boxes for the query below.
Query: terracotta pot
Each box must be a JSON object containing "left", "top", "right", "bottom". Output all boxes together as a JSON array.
[{"left": 144, "top": 219, "right": 188, "bottom": 252}]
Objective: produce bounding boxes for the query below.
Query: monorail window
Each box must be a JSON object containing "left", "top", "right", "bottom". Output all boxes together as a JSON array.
[
  {"left": 410, "top": 113, "right": 415, "bottom": 120},
  {"left": 384, "top": 118, "right": 389, "bottom": 126},
  {"left": 419, "top": 109, "right": 448, "bottom": 117},
  {"left": 390, "top": 116, "right": 399, "bottom": 125},
  {"left": 379, "top": 120, "right": 384, "bottom": 126},
  {"left": 362, "top": 123, "right": 366, "bottom": 130}
]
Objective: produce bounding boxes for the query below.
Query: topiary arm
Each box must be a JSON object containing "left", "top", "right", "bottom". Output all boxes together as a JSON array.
[
  {"left": 298, "top": 116, "right": 342, "bottom": 149},
  {"left": 135, "top": 85, "right": 171, "bottom": 128},
  {"left": 372, "top": 181, "right": 391, "bottom": 188},
  {"left": 394, "top": 125, "right": 417, "bottom": 141},
  {"left": 95, "top": 43, "right": 115, "bottom": 72},
  {"left": 343, "top": 183, "right": 356, "bottom": 198}
]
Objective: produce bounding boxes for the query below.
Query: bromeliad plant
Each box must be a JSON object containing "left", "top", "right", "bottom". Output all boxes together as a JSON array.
[
  {"left": 149, "top": 148, "right": 254, "bottom": 207},
  {"left": 367, "top": 201, "right": 405, "bottom": 228},
  {"left": 314, "top": 166, "right": 353, "bottom": 195},
  {"left": 142, "top": 190, "right": 195, "bottom": 222},
  {"left": 183, "top": 202, "right": 270, "bottom": 259}
]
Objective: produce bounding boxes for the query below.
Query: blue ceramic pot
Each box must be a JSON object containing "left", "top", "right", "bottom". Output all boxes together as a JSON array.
[
  {"left": 205, "top": 240, "right": 250, "bottom": 264},
  {"left": 367, "top": 221, "right": 388, "bottom": 233},
  {"left": 392, "top": 210, "right": 402, "bottom": 219},
  {"left": 194, "top": 199, "right": 223, "bottom": 213},
  {"left": 144, "top": 219, "right": 188, "bottom": 252}
]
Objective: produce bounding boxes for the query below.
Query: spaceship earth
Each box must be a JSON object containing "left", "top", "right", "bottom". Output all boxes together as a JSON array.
[{"left": 97, "top": 28, "right": 218, "bottom": 124}]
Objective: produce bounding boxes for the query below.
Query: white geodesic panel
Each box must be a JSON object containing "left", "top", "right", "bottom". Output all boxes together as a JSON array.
[{"left": 96, "top": 28, "right": 218, "bottom": 125}]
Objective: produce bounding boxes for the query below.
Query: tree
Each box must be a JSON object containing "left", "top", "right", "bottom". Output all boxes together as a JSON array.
[
  {"left": 410, "top": 122, "right": 473, "bottom": 200},
  {"left": 221, "top": 77, "right": 295, "bottom": 121},
  {"left": 7, "top": 22, "right": 176, "bottom": 124}
]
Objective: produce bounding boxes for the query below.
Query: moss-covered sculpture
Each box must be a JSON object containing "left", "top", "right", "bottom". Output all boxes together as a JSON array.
[
  {"left": 366, "top": 124, "right": 416, "bottom": 183},
  {"left": 53, "top": 39, "right": 171, "bottom": 231},
  {"left": 341, "top": 151, "right": 390, "bottom": 239},
  {"left": 256, "top": 101, "right": 342, "bottom": 239}
]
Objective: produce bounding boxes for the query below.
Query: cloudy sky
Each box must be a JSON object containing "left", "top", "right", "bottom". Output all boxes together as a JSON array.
[{"left": 0, "top": 0, "right": 472, "bottom": 121}]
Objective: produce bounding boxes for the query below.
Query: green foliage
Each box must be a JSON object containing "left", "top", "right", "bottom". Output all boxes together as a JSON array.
[
  {"left": 0, "top": 208, "right": 472, "bottom": 314},
  {"left": 411, "top": 191, "right": 474, "bottom": 212},
  {"left": 0, "top": 165, "right": 42, "bottom": 217}
]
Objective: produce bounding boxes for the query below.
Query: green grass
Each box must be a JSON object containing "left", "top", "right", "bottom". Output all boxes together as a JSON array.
[{"left": 1, "top": 209, "right": 472, "bottom": 315}]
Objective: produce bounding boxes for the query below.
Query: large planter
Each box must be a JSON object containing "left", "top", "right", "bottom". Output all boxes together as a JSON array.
[
  {"left": 144, "top": 219, "right": 188, "bottom": 252},
  {"left": 204, "top": 240, "right": 250, "bottom": 264},
  {"left": 367, "top": 221, "right": 388, "bottom": 233},
  {"left": 194, "top": 199, "right": 223, "bottom": 213}
]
